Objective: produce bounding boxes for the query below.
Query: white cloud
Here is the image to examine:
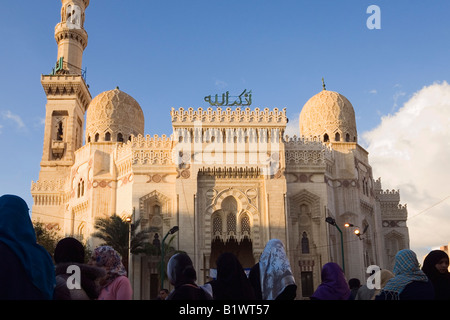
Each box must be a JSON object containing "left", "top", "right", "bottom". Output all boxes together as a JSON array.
[
  {"left": 369, "top": 89, "right": 377, "bottom": 94},
  {"left": 362, "top": 81, "right": 450, "bottom": 261},
  {"left": 214, "top": 79, "right": 228, "bottom": 89},
  {"left": 2, "top": 110, "right": 25, "bottom": 129}
]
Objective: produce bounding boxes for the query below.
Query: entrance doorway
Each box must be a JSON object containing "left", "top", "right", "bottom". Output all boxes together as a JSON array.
[
  {"left": 209, "top": 196, "right": 255, "bottom": 272},
  {"left": 210, "top": 236, "right": 254, "bottom": 271}
]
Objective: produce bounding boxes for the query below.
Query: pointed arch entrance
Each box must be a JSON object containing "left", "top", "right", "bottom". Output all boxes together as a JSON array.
[{"left": 209, "top": 195, "right": 255, "bottom": 270}]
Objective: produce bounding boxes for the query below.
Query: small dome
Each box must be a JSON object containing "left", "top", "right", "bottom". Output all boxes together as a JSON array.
[
  {"left": 85, "top": 88, "right": 144, "bottom": 143},
  {"left": 299, "top": 90, "right": 357, "bottom": 143}
]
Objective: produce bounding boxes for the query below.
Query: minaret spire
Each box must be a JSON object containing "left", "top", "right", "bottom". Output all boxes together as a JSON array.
[
  {"left": 37, "top": 0, "right": 91, "bottom": 168},
  {"left": 54, "top": 0, "right": 89, "bottom": 75},
  {"left": 322, "top": 77, "right": 326, "bottom": 91}
]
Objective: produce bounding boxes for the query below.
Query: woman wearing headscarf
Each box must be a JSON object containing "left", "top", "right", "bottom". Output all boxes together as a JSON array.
[
  {"left": 310, "top": 262, "right": 350, "bottom": 300},
  {"left": 53, "top": 237, "right": 105, "bottom": 300},
  {"left": 90, "top": 245, "right": 132, "bottom": 300},
  {"left": 166, "top": 252, "right": 212, "bottom": 300},
  {"left": 370, "top": 269, "right": 394, "bottom": 300},
  {"left": 0, "top": 194, "right": 55, "bottom": 299},
  {"left": 249, "top": 239, "right": 297, "bottom": 300},
  {"left": 204, "top": 252, "right": 255, "bottom": 300},
  {"left": 422, "top": 249, "right": 450, "bottom": 300},
  {"left": 375, "top": 249, "right": 434, "bottom": 300}
]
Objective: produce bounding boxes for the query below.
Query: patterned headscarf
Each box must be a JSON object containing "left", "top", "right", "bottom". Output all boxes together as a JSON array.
[
  {"left": 259, "top": 239, "right": 296, "bottom": 300},
  {"left": 381, "top": 249, "right": 429, "bottom": 299},
  {"left": 91, "top": 246, "right": 127, "bottom": 287}
]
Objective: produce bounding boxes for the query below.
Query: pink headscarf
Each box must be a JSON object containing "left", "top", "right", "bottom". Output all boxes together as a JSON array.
[{"left": 91, "top": 246, "right": 127, "bottom": 287}]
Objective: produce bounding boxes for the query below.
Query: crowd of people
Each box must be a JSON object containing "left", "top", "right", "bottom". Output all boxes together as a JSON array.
[{"left": 1, "top": 194, "right": 449, "bottom": 300}]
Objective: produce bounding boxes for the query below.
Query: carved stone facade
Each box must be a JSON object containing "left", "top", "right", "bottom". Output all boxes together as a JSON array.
[{"left": 31, "top": 1, "right": 409, "bottom": 300}]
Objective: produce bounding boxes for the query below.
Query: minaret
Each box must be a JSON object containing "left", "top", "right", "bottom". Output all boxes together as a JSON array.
[
  {"left": 39, "top": 0, "right": 91, "bottom": 173},
  {"left": 31, "top": 1, "right": 91, "bottom": 228}
]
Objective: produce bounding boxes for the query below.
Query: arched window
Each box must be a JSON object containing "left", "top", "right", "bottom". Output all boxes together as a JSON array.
[
  {"left": 77, "top": 179, "right": 84, "bottom": 198},
  {"left": 301, "top": 232, "right": 310, "bottom": 254},
  {"left": 323, "top": 134, "right": 329, "bottom": 142},
  {"left": 95, "top": 133, "right": 99, "bottom": 142},
  {"left": 57, "top": 121, "right": 64, "bottom": 141},
  {"left": 241, "top": 214, "right": 250, "bottom": 236},
  {"left": 117, "top": 133, "right": 124, "bottom": 142},
  {"left": 213, "top": 214, "right": 222, "bottom": 236},
  {"left": 227, "top": 213, "right": 236, "bottom": 233},
  {"left": 345, "top": 133, "right": 350, "bottom": 142},
  {"left": 105, "top": 132, "right": 111, "bottom": 141},
  {"left": 335, "top": 132, "right": 340, "bottom": 142}
]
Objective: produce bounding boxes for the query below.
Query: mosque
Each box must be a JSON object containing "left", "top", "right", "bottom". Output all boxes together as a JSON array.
[{"left": 31, "top": 0, "right": 409, "bottom": 299}]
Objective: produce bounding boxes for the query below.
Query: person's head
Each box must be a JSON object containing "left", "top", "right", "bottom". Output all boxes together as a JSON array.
[
  {"left": 348, "top": 278, "right": 361, "bottom": 289},
  {"left": 167, "top": 252, "right": 197, "bottom": 287},
  {"left": 216, "top": 252, "right": 244, "bottom": 281},
  {"left": 393, "top": 249, "right": 420, "bottom": 275},
  {"left": 0, "top": 194, "right": 55, "bottom": 299},
  {"left": 321, "top": 262, "right": 346, "bottom": 282},
  {"left": 423, "top": 250, "right": 449, "bottom": 275},
  {"left": 54, "top": 237, "right": 85, "bottom": 264},
  {"left": 0, "top": 194, "right": 34, "bottom": 243},
  {"left": 159, "top": 288, "right": 169, "bottom": 300},
  {"left": 90, "top": 245, "right": 126, "bottom": 277},
  {"left": 378, "top": 269, "right": 394, "bottom": 288}
]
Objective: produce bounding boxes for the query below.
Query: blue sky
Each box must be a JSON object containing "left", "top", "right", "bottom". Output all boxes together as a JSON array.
[{"left": 1, "top": 1, "right": 450, "bottom": 261}]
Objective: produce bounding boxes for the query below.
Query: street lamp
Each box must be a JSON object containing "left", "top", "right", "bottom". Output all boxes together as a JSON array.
[
  {"left": 125, "top": 216, "right": 132, "bottom": 281},
  {"left": 160, "top": 226, "right": 179, "bottom": 289},
  {"left": 344, "top": 223, "right": 368, "bottom": 240},
  {"left": 325, "top": 217, "right": 345, "bottom": 273}
]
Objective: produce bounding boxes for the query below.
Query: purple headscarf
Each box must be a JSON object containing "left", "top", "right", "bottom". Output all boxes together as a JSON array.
[{"left": 311, "top": 262, "right": 350, "bottom": 300}]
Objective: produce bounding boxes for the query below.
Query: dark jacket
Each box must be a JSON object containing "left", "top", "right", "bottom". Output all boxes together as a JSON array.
[
  {"left": 167, "top": 283, "right": 213, "bottom": 300},
  {"left": 375, "top": 280, "right": 435, "bottom": 300},
  {"left": 0, "top": 241, "right": 48, "bottom": 300},
  {"left": 53, "top": 262, "right": 105, "bottom": 300}
]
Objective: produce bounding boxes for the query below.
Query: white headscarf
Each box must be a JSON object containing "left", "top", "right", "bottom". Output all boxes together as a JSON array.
[{"left": 259, "top": 239, "right": 296, "bottom": 300}]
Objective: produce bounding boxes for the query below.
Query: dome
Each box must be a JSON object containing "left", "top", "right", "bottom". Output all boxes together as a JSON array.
[
  {"left": 299, "top": 89, "right": 357, "bottom": 143},
  {"left": 85, "top": 88, "right": 144, "bottom": 143}
]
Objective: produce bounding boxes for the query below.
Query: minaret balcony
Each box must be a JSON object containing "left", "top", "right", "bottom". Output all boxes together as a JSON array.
[{"left": 52, "top": 140, "right": 66, "bottom": 159}]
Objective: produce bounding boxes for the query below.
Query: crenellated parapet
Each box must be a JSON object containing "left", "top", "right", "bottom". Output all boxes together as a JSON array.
[{"left": 116, "top": 134, "right": 175, "bottom": 166}]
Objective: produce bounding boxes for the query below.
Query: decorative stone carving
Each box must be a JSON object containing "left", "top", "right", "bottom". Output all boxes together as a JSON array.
[
  {"left": 85, "top": 88, "right": 144, "bottom": 142},
  {"left": 299, "top": 90, "right": 357, "bottom": 143}
]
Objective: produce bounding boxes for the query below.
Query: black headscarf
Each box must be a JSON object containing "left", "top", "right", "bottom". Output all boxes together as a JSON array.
[
  {"left": 54, "top": 237, "right": 85, "bottom": 264},
  {"left": 166, "top": 253, "right": 212, "bottom": 300},
  {"left": 167, "top": 253, "right": 197, "bottom": 287},
  {"left": 209, "top": 252, "right": 255, "bottom": 300},
  {"left": 422, "top": 250, "right": 450, "bottom": 300}
]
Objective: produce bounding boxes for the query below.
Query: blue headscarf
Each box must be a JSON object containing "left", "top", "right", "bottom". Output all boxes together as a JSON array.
[
  {"left": 381, "top": 249, "right": 429, "bottom": 299},
  {"left": 0, "top": 194, "right": 55, "bottom": 299}
]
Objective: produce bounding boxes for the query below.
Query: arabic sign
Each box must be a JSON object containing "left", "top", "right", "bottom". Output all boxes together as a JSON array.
[
  {"left": 204, "top": 89, "right": 252, "bottom": 107},
  {"left": 51, "top": 57, "right": 64, "bottom": 75}
]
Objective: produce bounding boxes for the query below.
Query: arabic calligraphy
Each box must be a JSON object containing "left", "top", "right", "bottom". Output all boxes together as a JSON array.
[{"left": 204, "top": 89, "right": 252, "bottom": 107}]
